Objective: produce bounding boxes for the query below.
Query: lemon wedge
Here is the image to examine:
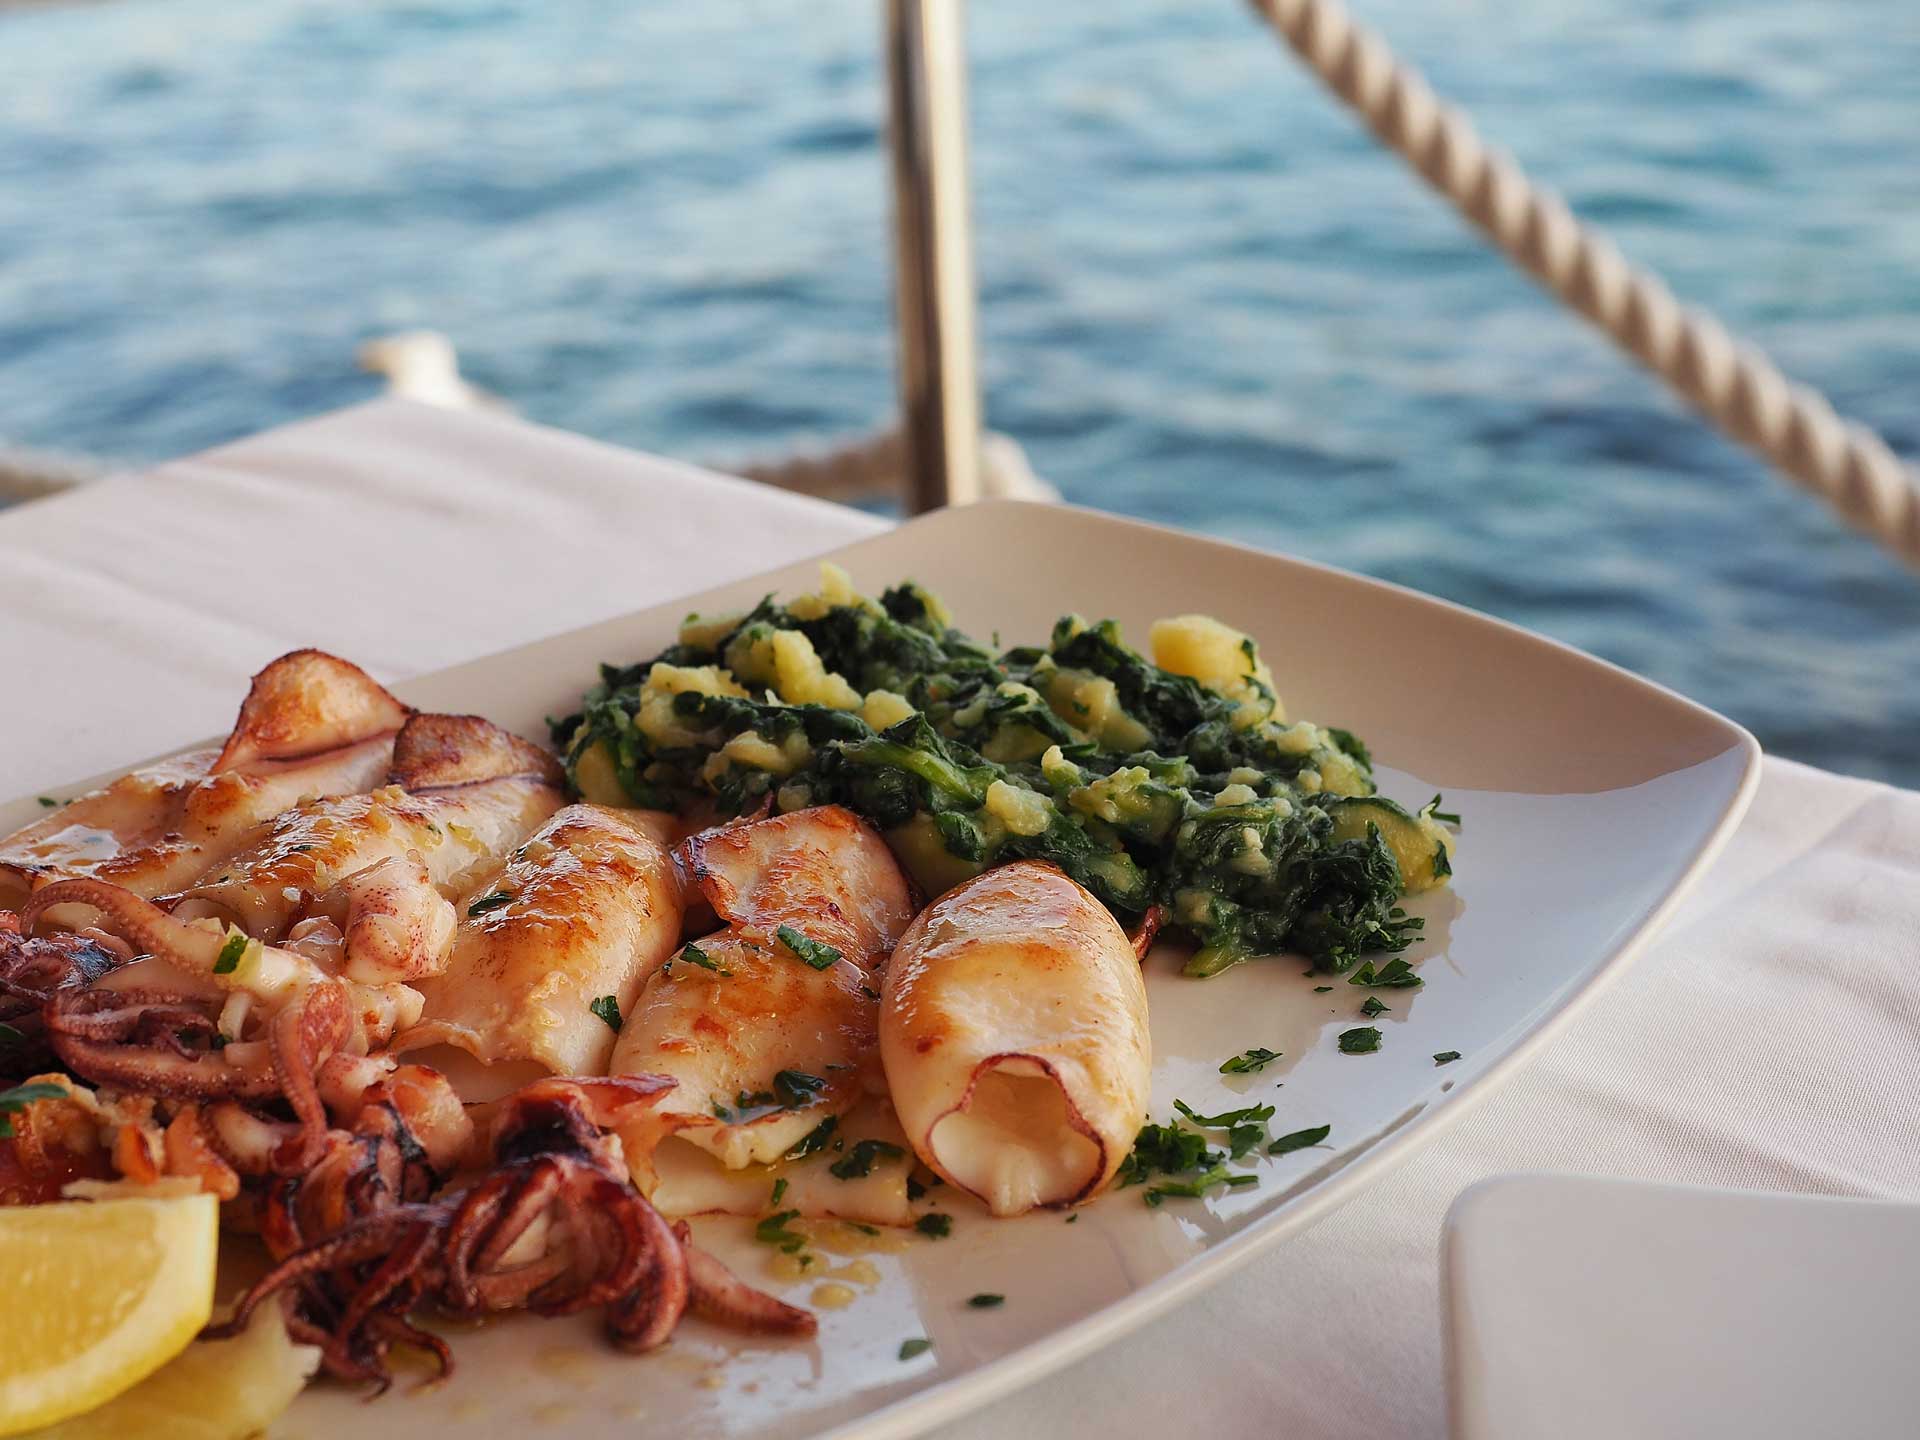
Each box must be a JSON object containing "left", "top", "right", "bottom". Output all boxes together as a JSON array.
[
  {"left": 19, "top": 1301, "right": 319, "bottom": 1440},
  {"left": 0, "top": 1195, "right": 218, "bottom": 1436}
]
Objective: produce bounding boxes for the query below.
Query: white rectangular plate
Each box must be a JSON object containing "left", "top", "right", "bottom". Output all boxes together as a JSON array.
[{"left": 2, "top": 500, "right": 1760, "bottom": 1440}]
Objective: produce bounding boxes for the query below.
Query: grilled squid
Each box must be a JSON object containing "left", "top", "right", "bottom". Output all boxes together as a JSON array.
[
  {"left": 167, "top": 713, "right": 564, "bottom": 953},
  {"left": 0, "top": 650, "right": 411, "bottom": 911},
  {"left": 610, "top": 806, "right": 915, "bottom": 1204},
  {"left": 880, "top": 860, "right": 1151, "bottom": 1216},
  {"left": 398, "top": 804, "right": 685, "bottom": 1077}
]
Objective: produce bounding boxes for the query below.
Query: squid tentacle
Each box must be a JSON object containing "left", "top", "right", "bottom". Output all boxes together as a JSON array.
[{"left": 675, "top": 1220, "right": 817, "bottom": 1338}]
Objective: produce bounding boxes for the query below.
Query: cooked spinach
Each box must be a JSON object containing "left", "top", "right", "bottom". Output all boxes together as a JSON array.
[{"left": 556, "top": 571, "right": 1449, "bottom": 975}]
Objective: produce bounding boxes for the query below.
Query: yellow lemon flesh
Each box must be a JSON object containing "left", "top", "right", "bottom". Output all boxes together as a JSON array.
[
  {"left": 20, "top": 1301, "right": 319, "bottom": 1440},
  {"left": 0, "top": 1195, "right": 218, "bottom": 1436}
]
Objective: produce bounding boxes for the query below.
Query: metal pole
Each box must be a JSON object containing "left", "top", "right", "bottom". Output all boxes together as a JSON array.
[{"left": 883, "top": 0, "right": 983, "bottom": 512}]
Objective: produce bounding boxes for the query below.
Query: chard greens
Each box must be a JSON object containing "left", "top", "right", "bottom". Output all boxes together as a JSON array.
[{"left": 553, "top": 575, "right": 1444, "bottom": 974}]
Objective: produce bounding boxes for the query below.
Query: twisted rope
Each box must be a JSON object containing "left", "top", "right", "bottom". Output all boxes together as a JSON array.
[{"left": 1248, "top": 0, "right": 1920, "bottom": 567}]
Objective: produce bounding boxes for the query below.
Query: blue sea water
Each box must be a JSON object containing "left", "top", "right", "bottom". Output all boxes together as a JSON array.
[{"left": 3, "top": 0, "right": 1917, "bottom": 782}]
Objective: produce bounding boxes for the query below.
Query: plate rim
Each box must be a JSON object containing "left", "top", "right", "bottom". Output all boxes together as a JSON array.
[{"left": 0, "top": 498, "right": 1763, "bottom": 1439}]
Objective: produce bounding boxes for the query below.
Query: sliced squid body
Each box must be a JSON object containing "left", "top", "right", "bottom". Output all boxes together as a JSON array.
[
  {"left": 681, "top": 803, "right": 918, "bottom": 961},
  {"left": 399, "top": 804, "right": 685, "bottom": 1077},
  {"left": 646, "top": 1096, "right": 914, "bottom": 1226},
  {"left": 881, "top": 861, "right": 1151, "bottom": 1216},
  {"left": 610, "top": 928, "right": 876, "bottom": 1172},
  {"left": 611, "top": 806, "right": 915, "bottom": 1196},
  {"left": 168, "top": 714, "right": 564, "bottom": 947},
  {"left": 0, "top": 651, "right": 410, "bottom": 910}
]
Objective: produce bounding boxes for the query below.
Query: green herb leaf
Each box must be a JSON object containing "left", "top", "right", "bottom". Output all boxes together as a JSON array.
[
  {"left": 1064, "top": 1213, "right": 1079, "bottom": 1223},
  {"left": 784, "top": 1115, "right": 839, "bottom": 1160},
  {"left": 1115, "top": 1122, "right": 1218, "bottom": 1187},
  {"left": 35, "top": 796, "right": 60, "bottom": 808},
  {"left": 589, "top": 995, "right": 622, "bottom": 1033},
  {"left": 830, "top": 1138, "right": 906, "bottom": 1180},
  {"left": 1338, "top": 1026, "right": 1382, "bottom": 1055},
  {"left": 1173, "top": 1098, "right": 1275, "bottom": 1129},
  {"left": 1433, "top": 1050, "right": 1462, "bottom": 1065},
  {"left": 769, "top": 1177, "right": 788, "bottom": 1206},
  {"left": 773, "top": 1069, "right": 828, "bottom": 1109},
  {"left": 1313, "top": 985, "right": 1333, "bottom": 993},
  {"left": 679, "top": 941, "right": 731, "bottom": 975},
  {"left": 467, "top": 890, "right": 515, "bottom": 917},
  {"left": 1360, "top": 995, "right": 1389, "bottom": 1018},
  {"left": 906, "top": 1174, "right": 927, "bottom": 1202},
  {"left": 967, "top": 1293, "right": 1005, "bottom": 1309},
  {"left": 754, "top": 1210, "right": 807, "bottom": 1254},
  {"left": 212, "top": 932, "right": 248, "bottom": 975},
  {"left": 776, "top": 924, "right": 843, "bottom": 971},
  {"left": 1145, "top": 1167, "right": 1259, "bottom": 1206},
  {"left": 1422, "top": 794, "right": 1462, "bottom": 826},
  {"left": 899, "top": 1338, "right": 933, "bottom": 1361},
  {"left": 1268, "top": 1123, "right": 1331, "bottom": 1156},
  {"left": 914, "top": 1213, "right": 952, "bottom": 1239},
  {"left": 1218, "top": 1046, "right": 1282, "bottom": 1075},
  {"left": 1348, "top": 957, "right": 1422, "bottom": 989}
]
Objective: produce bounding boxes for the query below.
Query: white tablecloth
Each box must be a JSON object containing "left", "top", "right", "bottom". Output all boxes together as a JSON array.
[{"left": 5, "top": 400, "right": 1916, "bottom": 1438}]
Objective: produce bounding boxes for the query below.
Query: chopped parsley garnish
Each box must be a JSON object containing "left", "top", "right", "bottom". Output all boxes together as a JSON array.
[
  {"left": 1422, "top": 794, "right": 1462, "bottom": 826},
  {"left": 1146, "top": 1167, "right": 1259, "bottom": 1207},
  {"left": 1360, "top": 995, "right": 1389, "bottom": 1018},
  {"left": 967, "top": 1293, "right": 1005, "bottom": 1309},
  {"left": 1348, "top": 958, "right": 1422, "bottom": 989},
  {"left": 212, "top": 932, "right": 248, "bottom": 975},
  {"left": 713, "top": 1072, "right": 827, "bottom": 1124},
  {"left": 1173, "top": 1099, "right": 1275, "bottom": 1129},
  {"left": 772, "top": 1069, "right": 828, "bottom": 1109},
  {"left": 776, "top": 924, "right": 843, "bottom": 971},
  {"left": 754, "top": 1210, "right": 806, "bottom": 1254},
  {"left": 915, "top": 1213, "right": 952, "bottom": 1239},
  {"left": 1174, "top": 1099, "right": 1276, "bottom": 1162},
  {"left": 35, "top": 796, "right": 60, "bottom": 808},
  {"left": 1116, "top": 1122, "right": 1216, "bottom": 1187},
  {"left": 829, "top": 1138, "right": 906, "bottom": 1180},
  {"left": 1433, "top": 1050, "right": 1462, "bottom": 1065},
  {"left": 1064, "top": 1213, "right": 1078, "bottom": 1223},
  {"left": 1338, "top": 1026, "right": 1382, "bottom": 1054},
  {"left": 899, "top": 1338, "right": 933, "bottom": 1361},
  {"left": 784, "top": 1115, "right": 839, "bottom": 1160},
  {"left": 466, "top": 890, "right": 515, "bottom": 916},
  {"left": 1218, "top": 1046, "right": 1282, "bottom": 1075},
  {"left": 0, "top": 1081, "right": 65, "bottom": 1139},
  {"left": 1268, "top": 1123, "right": 1331, "bottom": 1156},
  {"left": 679, "top": 941, "right": 730, "bottom": 975},
  {"left": 906, "top": 1174, "right": 927, "bottom": 1202},
  {"left": 1313, "top": 985, "right": 1333, "bottom": 993},
  {"left": 769, "top": 1177, "right": 788, "bottom": 1206},
  {"left": 589, "top": 995, "right": 622, "bottom": 1032},
  {"left": 712, "top": 1090, "right": 778, "bottom": 1124}
]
